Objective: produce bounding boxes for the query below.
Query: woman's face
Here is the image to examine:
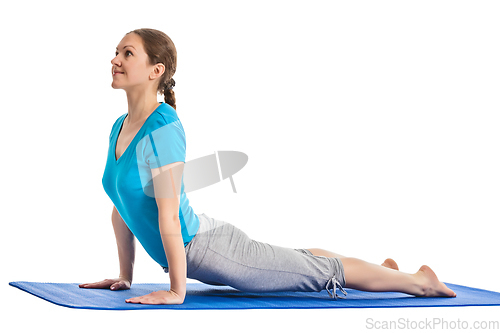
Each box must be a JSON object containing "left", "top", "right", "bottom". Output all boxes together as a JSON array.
[{"left": 111, "top": 33, "right": 157, "bottom": 91}]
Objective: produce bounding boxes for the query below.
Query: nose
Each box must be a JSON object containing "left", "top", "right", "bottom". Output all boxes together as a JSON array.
[{"left": 111, "top": 54, "right": 120, "bottom": 66}]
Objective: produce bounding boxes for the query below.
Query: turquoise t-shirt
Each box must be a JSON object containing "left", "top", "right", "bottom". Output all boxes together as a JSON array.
[{"left": 102, "top": 102, "right": 200, "bottom": 269}]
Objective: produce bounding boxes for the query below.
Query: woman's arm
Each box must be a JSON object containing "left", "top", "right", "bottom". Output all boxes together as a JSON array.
[
  {"left": 156, "top": 162, "right": 186, "bottom": 299},
  {"left": 125, "top": 162, "right": 186, "bottom": 305},
  {"left": 159, "top": 214, "right": 187, "bottom": 298},
  {"left": 79, "top": 206, "right": 135, "bottom": 290},
  {"left": 112, "top": 205, "right": 136, "bottom": 284}
]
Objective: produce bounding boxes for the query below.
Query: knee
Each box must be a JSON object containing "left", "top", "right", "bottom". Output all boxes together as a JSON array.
[
  {"left": 307, "top": 248, "right": 327, "bottom": 256},
  {"left": 308, "top": 248, "right": 345, "bottom": 258}
]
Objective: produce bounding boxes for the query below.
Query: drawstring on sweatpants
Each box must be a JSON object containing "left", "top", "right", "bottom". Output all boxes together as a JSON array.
[{"left": 326, "top": 275, "right": 347, "bottom": 300}]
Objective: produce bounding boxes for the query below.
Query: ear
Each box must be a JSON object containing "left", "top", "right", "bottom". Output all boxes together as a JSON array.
[{"left": 150, "top": 63, "right": 165, "bottom": 80}]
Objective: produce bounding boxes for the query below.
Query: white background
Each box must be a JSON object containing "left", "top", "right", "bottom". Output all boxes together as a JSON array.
[{"left": 2, "top": 0, "right": 499, "bottom": 331}]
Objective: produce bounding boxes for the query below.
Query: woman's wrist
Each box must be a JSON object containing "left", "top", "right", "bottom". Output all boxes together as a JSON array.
[
  {"left": 169, "top": 275, "right": 186, "bottom": 297},
  {"left": 169, "top": 286, "right": 186, "bottom": 300},
  {"left": 119, "top": 274, "right": 133, "bottom": 284}
]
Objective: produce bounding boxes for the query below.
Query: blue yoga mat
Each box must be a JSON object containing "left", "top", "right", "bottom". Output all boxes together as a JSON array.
[{"left": 9, "top": 281, "right": 500, "bottom": 310}]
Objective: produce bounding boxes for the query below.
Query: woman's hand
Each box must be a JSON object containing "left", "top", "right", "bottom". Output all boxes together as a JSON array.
[
  {"left": 125, "top": 289, "right": 185, "bottom": 305},
  {"left": 79, "top": 278, "right": 131, "bottom": 291}
]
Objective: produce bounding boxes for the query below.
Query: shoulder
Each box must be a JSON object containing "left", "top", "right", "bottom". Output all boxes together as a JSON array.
[
  {"left": 153, "top": 102, "right": 181, "bottom": 125},
  {"left": 113, "top": 113, "right": 127, "bottom": 126},
  {"left": 145, "top": 103, "right": 184, "bottom": 135},
  {"left": 108, "top": 113, "right": 127, "bottom": 139}
]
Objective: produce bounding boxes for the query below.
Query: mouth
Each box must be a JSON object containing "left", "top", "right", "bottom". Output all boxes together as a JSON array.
[{"left": 112, "top": 70, "right": 124, "bottom": 76}]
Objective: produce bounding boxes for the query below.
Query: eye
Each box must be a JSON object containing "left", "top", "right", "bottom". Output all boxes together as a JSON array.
[{"left": 115, "top": 50, "right": 133, "bottom": 56}]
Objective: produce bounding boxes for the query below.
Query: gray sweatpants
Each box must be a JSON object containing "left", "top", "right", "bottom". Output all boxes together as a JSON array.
[{"left": 164, "top": 213, "right": 347, "bottom": 299}]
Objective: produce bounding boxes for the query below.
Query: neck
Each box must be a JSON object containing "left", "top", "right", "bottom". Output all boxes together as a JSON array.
[{"left": 124, "top": 88, "right": 160, "bottom": 124}]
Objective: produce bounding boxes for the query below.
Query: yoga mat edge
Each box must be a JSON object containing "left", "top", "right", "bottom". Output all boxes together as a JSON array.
[{"left": 9, "top": 281, "right": 500, "bottom": 311}]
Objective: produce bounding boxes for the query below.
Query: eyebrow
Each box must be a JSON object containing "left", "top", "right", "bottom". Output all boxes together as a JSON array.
[{"left": 115, "top": 45, "right": 136, "bottom": 50}]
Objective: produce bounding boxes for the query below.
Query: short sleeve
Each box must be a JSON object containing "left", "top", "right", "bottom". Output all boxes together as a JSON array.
[
  {"left": 110, "top": 114, "right": 126, "bottom": 143},
  {"left": 136, "top": 119, "right": 186, "bottom": 169}
]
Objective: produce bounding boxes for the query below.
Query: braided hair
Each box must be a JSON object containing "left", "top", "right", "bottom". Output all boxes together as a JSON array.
[{"left": 161, "top": 77, "right": 176, "bottom": 110}]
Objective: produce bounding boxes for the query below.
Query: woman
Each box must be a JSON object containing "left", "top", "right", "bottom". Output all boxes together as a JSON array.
[{"left": 79, "top": 28, "right": 456, "bottom": 305}]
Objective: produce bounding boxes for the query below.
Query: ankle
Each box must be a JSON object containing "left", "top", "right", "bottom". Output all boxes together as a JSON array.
[{"left": 412, "top": 271, "right": 428, "bottom": 296}]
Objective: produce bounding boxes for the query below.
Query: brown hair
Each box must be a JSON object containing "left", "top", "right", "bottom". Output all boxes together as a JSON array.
[{"left": 126, "top": 28, "right": 177, "bottom": 110}]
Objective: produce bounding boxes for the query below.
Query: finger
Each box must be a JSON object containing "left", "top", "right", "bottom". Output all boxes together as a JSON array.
[
  {"left": 110, "top": 281, "right": 123, "bottom": 290},
  {"left": 80, "top": 280, "right": 110, "bottom": 289},
  {"left": 113, "top": 280, "right": 130, "bottom": 290},
  {"left": 125, "top": 296, "right": 142, "bottom": 303},
  {"left": 129, "top": 297, "right": 154, "bottom": 305},
  {"left": 79, "top": 282, "right": 100, "bottom": 288},
  {"left": 127, "top": 294, "right": 150, "bottom": 303},
  {"left": 139, "top": 299, "right": 156, "bottom": 305}
]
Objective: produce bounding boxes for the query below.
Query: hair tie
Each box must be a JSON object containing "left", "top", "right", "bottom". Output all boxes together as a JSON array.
[{"left": 166, "top": 78, "right": 175, "bottom": 90}]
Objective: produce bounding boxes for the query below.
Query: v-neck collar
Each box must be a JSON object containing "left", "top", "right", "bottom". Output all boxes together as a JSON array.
[{"left": 114, "top": 102, "right": 164, "bottom": 164}]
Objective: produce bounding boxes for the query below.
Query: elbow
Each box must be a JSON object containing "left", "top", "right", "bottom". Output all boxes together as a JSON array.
[
  {"left": 160, "top": 214, "right": 180, "bottom": 224},
  {"left": 159, "top": 215, "right": 182, "bottom": 233}
]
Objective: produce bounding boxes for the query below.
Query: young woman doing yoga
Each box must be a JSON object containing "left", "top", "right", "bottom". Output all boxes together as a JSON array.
[{"left": 79, "top": 28, "right": 456, "bottom": 305}]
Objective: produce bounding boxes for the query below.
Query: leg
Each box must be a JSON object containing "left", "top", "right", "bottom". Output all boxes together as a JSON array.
[
  {"left": 307, "top": 248, "right": 346, "bottom": 258},
  {"left": 188, "top": 214, "right": 455, "bottom": 298},
  {"left": 340, "top": 257, "right": 456, "bottom": 297},
  {"left": 307, "top": 248, "right": 399, "bottom": 270},
  {"left": 185, "top": 215, "right": 345, "bottom": 294}
]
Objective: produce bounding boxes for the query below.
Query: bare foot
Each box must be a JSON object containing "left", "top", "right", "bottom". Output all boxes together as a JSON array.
[
  {"left": 415, "top": 265, "right": 456, "bottom": 297},
  {"left": 381, "top": 258, "right": 399, "bottom": 270}
]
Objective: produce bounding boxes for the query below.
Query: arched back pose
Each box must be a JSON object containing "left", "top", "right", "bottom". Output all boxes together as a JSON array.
[{"left": 79, "top": 28, "right": 456, "bottom": 304}]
